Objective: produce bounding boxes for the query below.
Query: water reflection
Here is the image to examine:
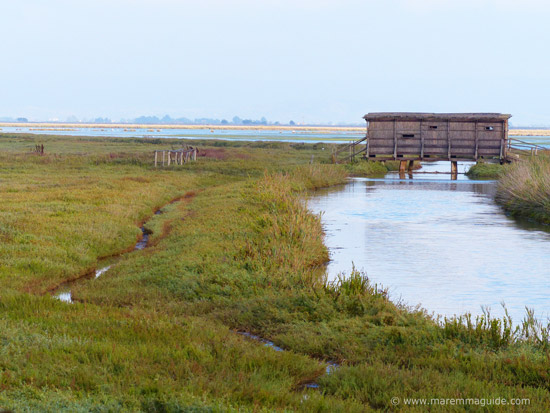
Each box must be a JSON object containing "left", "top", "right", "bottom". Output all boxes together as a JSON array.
[{"left": 309, "top": 163, "right": 550, "bottom": 323}]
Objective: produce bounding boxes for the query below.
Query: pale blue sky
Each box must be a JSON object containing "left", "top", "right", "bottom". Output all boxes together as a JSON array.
[{"left": 1, "top": 0, "right": 549, "bottom": 125}]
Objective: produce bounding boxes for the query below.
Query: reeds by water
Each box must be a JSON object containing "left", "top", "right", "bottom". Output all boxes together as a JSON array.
[{"left": 496, "top": 155, "right": 550, "bottom": 223}]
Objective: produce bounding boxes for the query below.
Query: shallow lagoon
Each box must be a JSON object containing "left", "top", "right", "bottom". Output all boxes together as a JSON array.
[{"left": 2, "top": 125, "right": 550, "bottom": 147}]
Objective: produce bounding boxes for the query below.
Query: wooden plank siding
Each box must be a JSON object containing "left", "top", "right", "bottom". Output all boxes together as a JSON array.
[{"left": 364, "top": 113, "right": 511, "bottom": 161}]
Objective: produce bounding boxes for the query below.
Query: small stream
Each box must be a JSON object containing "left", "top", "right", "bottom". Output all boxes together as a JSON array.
[
  {"left": 309, "top": 162, "right": 550, "bottom": 323},
  {"left": 237, "top": 332, "right": 338, "bottom": 389},
  {"left": 53, "top": 208, "right": 165, "bottom": 303},
  {"left": 54, "top": 225, "right": 152, "bottom": 303},
  {"left": 55, "top": 265, "right": 112, "bottom": 303}
]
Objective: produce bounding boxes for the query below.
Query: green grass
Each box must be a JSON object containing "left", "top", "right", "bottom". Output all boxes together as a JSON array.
[
  {"left": 496, "top": 155, "right": 550, "bottom": 224},
  {"left": 344, "top": 160, "right": 389, "bottom": 176},
  {"left": 1, "top": 133, "right": 550, "bottom": 411},
  {"left": 466, "top": 162, "right": 506, "bottom": 179}
]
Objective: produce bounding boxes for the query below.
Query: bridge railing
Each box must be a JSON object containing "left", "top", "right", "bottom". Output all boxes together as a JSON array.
[
  {"left": 331, "top": 136, "right": 367, "bottom": 163},
  {"left": 507, "top": 138, "right": 547, "bottom": 160}
]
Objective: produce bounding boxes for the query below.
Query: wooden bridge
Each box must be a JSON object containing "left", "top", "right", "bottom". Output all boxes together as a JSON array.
[{"left": 332, "top": 113, "right": 544, "bottom": 171}]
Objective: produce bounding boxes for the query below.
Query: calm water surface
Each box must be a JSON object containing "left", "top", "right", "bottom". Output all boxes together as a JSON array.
[
  {"left": 2, "top": 126, "right": 549, "bottom": 146},
  {"left": 309, "top": 162, "right": 550, "bottom": 322},
  {"left": 0, "top": 126, "right": 360, "bottom": 143}
]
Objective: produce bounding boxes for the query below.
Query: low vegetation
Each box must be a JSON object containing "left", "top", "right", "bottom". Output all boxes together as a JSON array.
[
  {"left": 466, "top": 162, "right": 505, "bottom": 178},
  {"left": 1, "top": 133, "right": 549, "bottom": 411},
  {"left": 496, "top": 155, "right": 550, "bottom": 223},
  {"left": 344, "top": 160, "right": 389, "bottom": 176}
]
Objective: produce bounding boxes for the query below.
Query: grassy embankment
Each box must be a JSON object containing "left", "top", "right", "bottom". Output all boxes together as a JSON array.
[
  {"left": 496, "top": 155, "right": 550, "bottom": 224},
  {"left": 465, "top": 162, "right": 506, "bottom": 179},
  {"left": 1, "top": 133, "right": 550, "bottom": 411}
]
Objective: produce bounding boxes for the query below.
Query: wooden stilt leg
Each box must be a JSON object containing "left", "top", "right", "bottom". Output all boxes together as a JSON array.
[
  {"left": 451, "top": 161, "right": 458, "bottom": 180},
  {"left": 451, "top": 161, "right": 458, "bottom": 174}
]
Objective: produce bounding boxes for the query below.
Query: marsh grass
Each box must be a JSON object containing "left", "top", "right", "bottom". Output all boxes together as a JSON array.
[
  {"left": 2, "top": 133, "right": 550, "bottom": 410},
  {"left": 466, "top": 162, "right": 505, "bottom": 178},
  {"left": 323, "top": 269, "right": 389, "bottom": 317},
  {"left": 344, "top": 161, "right": 389, "bottom": 176},
  {"left": 496, "top": 155, "right": 550, "bottom": 223}
]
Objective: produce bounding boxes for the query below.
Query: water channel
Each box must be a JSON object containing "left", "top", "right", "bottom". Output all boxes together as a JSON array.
[{"left": 308, "top": 162, "right": 550, "bottom": 323}]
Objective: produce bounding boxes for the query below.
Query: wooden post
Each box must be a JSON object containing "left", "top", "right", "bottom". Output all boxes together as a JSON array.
[
  {"left": 399, "top": 160, "right": 407, "bottom": 173},
  {"left": 420, "top": 120, "right": 424, "bottom": 160},
  {"left": 407, "top": 160, "right": 414, "bottom": 173},
  {"left": 393, "top": 119, "right": 397, "bottom": 160},
  {"left": 451, "top": 161, "right": 458, "bottom": 175},
  {"left": 167, "top": 151, "right": 171, "bottom": 166},
  {"left": 474, "top": 121, "right": 478, "bottom": 160},
  {"left": 162, "top": 151, "right": 165, "bottom": 166},
  {"left": 365, "top": 121, "right": 370, "bottom": 158},
  {"left": 154, "top": 151, "right": 158, "bottom": 167},
  {"left": 447, "top": 120, "right": 451, "bottom": 160},
  {"left": 502, "top": 119, "right": 507, "bottom": 160},
  {"left": 193, "top": 149, "right": 197, "bottom": 161}
]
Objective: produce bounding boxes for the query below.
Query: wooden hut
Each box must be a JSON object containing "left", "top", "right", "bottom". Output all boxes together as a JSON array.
[{"left": 364, "top": 113, "right": 511, "bottom": 166}]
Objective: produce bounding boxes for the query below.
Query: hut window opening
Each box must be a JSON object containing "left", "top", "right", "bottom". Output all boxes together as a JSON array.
[
  {"left": 485, "top": 126, "right": 494, "bottom": 131},
  {"left": 403, "top": 134, "right": 415, "bottom": 138},
  {"left": 429, "top": 125, "right": 438, "bottom": 130}
]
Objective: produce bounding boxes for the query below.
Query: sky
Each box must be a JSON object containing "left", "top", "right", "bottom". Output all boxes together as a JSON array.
[{"left": 1, "top": 0, "right": 550, "bottom": 125}]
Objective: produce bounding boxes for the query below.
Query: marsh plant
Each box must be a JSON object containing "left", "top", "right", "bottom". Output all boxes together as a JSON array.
[
  {"left": 442, "top": 304, "right": 550, "bottom": 350},
  {"left": 497, "top": 155, "right": 550, "bottom": 223}
]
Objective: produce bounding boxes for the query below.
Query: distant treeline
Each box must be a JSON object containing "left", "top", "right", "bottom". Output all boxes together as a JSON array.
[
  {"left": 0, "top": 115, "right": 299, "bottom": 126},
  {"left": 130, "top": 115, "right": 293, "bottom": 126}
]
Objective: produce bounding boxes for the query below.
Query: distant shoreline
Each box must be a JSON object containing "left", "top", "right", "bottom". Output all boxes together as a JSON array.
[
  {"left": 0, "top": 122, "right": 548, "bottom": 136},
  {"left": 0, "top": 122, "right": 365, "bottom": 133}
]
